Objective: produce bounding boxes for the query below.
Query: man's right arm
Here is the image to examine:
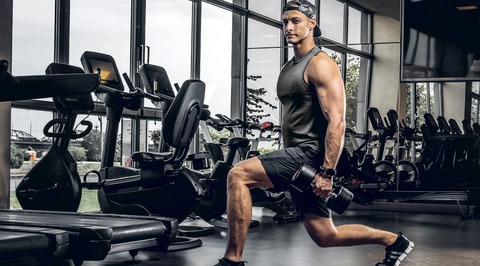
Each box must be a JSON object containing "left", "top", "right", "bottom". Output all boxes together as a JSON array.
[{"left": 306, "top": 53, "right": 346, "bottom": 197}]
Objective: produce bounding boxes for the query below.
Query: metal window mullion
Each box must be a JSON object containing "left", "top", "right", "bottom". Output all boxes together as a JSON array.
[
  {"left": 130, "top": 0, "right": 146, "bottom": 86},
  {"left": 464, "top": 82, "right": 472, "bottom": 121},
  {"left": 232, "top": 0, "right": 247, "bottom": 124},
  {"left": 343, "top": 0, "right": 348, "bottom": 46},
  {"left": 130, "top": 0, "right": 146, "bottom": 154},
  {"left": 434, "top": 83, "right": 443, "bottom": 116},
  {"left": 191, "top": 0, "right": 202, "bottom": 79},
  {"left": 54, "top": 0, "right": 70, "bottom": 64},
  {"left": 189, "top": 0, "right": 202, "bottom": 153}
]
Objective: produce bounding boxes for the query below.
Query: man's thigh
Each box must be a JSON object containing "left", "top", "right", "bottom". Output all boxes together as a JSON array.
[
  {"left": 230, "top": 156, "right": 274, "bottom": 188},
  {"left": 257, "top": 145, "right": 323, "bottom": 191}
]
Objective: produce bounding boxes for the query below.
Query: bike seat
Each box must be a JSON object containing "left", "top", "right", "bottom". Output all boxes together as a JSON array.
[
  {"left": 131, "top": 151, "right": 173, "bottom": 167},
  {"left": 227, "top": 137, "right": 250, "bottom": 149}
]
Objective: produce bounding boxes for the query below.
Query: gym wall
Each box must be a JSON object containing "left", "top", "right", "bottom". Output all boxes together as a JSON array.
[{"left": 369, "top": 14, "right": 401, "bottom": 118}]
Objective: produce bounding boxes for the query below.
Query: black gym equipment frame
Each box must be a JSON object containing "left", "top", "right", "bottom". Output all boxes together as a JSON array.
[
  {"left": 0, "top": 59, "right": 179, "bottom": 265},
  {"left": 342, "top": 107, "right": 480, "bottom": 219},
  {"left": 80, "top": 51, "right": 206, "bottom": 250},
  {"left": 0, "top": 224, "right": 68, "bottom": 264},
  {"left": 0, "top": 209, "right": 178, "bottom": 265}
]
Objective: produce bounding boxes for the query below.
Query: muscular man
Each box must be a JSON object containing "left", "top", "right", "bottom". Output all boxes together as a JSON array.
[{"left": 215, "top": 1, "right": 414, "bottom": 265}]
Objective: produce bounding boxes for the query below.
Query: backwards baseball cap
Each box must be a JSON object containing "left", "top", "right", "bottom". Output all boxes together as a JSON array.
[{"left": 283, "top": 0, "right": 322, "bottom": 37}]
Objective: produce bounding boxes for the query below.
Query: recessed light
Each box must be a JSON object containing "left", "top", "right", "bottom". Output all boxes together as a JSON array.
[{"left": 456, "top": 5, "right": 478, "bottom": 10}]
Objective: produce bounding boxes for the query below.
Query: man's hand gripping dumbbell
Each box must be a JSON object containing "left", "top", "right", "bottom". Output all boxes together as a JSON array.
[{"left": 291, "top": 164, "right": 353, "bottom": 214}]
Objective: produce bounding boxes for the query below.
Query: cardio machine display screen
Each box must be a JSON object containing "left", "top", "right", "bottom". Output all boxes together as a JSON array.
[{"left": 89, "top": 59, "right": 122, "bottom": 90}]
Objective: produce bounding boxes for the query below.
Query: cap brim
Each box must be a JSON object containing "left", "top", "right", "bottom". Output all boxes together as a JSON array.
[{"left": 314, "top": 25, "right": 322, "bottom": 37}]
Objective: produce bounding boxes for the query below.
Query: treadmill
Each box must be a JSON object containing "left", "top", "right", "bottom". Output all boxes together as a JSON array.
[
  {"left": 0, "top": 59, "right": 179, "bottom": 265},
  {"left": 0, "top": 209, "right": 177, "bottom": 264},
  {"left": 0, "top": 224, "right": 68, "bottom": 264}
]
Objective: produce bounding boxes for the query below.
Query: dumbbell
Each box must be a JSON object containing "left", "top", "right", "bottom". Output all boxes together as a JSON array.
[{"left": 291, "top": 164, "right": 353, "bottom": 214}]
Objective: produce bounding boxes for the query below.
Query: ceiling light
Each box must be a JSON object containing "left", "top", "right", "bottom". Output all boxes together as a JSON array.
[{"left": 456, "top": 5, "right": 478, "bottom": 10}]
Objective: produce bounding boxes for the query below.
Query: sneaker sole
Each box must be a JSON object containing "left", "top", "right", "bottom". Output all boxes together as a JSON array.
[{"left": 395, "top": 241, "right": 414, "bottom": 266}]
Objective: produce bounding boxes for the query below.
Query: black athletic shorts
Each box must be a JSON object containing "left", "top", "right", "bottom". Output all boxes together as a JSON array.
[{"left": 257, "top": 144, "right": 331, "bottom": 218}]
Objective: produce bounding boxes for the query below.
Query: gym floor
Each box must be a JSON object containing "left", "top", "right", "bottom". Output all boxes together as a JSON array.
[{"left": 67, "top": 206, "right": 480, "bottom": 266}]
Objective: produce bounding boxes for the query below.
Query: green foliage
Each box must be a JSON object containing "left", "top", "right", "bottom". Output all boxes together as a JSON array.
[
  {"left": 330, "top": 53, "right": 359, "bottom": 130},
  {"left": 10, "top": 144, "right": 23, "bottom": 169},
  {"left": 79, "top": 127, "right": 121, "bottom": 163},
  {"left": 206, "top": 128, "right": 231, "bottom": 144},
  {"left": 471, "top": 98, "right": 479, "bottom": 123},
  {"left": 150, "top": 129, "right": 162, "bottom": 152},
  {"left": 199, "top": 127, "right": 232, "bottom": 155},
  {"left": 9, "top": 193, "right": 21, "bottom": 209},
  {"left": 246, "top": 75, "right": 278, "bottom": 124},
  {"left": 114, "top": 134, "right": 121, "bottom": 163},
  {"left": 68, "top": 145, "right": 87, "bottom": 161},
  {"left": 345, "top": 57, "right": 360, "bottom": 130},
  {"left": 77, "top": 189, "right": 100, "bottom": 212},
  {"left": 81, "top": 128, "right": 102, "bottom": 161},
  {"left": 10, "top": 189, "right": 101, "bottom": 212},
  {"left": 258, "top": 147, "right": 276, "bottom": 155},
  {"left": 406, "top": 83, "right": 431, "bottom": 128},
  {"left": 329, "top": 53, "right": 361, "bottom": 153}
]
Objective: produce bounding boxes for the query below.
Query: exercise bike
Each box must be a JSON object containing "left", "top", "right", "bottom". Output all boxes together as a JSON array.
[
  {"left": 200, "top": 114, "right": 299, "bottom": 224},
  {"left": 365, "top": 107, "right": 398, "bottom": 187},
  {"left": 16, "top": 63, "right": 95, "bottom": 212},
  {"left": 80, "top": 51, "right": 206, "bottom": 250},
  {"left": 136, "top": 66, "right": 270, "bottom": 228},
  {"left": 336, "top": 129, "right": 391, "bottom": 205},
  {"left": 383, "top": 109, "right": 420, "bottom": 189},
  {"left": 7, "top": 61, "right": 181, "bottom": 264},
  {"left": 194, "top": 113, "right": 298, "bottom": 227}
]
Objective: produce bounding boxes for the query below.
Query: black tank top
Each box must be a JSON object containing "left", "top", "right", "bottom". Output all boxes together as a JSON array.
[{"left": 277, "top": 46, "right": 328, "bottom": 150}]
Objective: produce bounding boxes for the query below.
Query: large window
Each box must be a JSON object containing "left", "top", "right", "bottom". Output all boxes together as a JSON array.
[
  {"left": 247, "top": 19, "right": 282, "bottom": 125},
  {"left": 11, "top": 109, "right": 53, "bottom": 142},
  {"left": 12, "top": 0, "right": 55, "bottom": 75},
  {"left": 347, "top": 6, "right": 370, "bottom": 52},
  {"left": 406, "top": 83, "right": 437, "bottom": 127},
  {"left": 9, "top": 0, "right": 374, "bottom": 150},
  {"left": 201, "top": 3, "right": 233, "bottom": 117},
  {"left": 318, "top": 1, "right": 372, "bottom": 134},
  {"left": 320, "top": 0, "right": 345, "bottom": 44},
  {"left": 7, "top": 0, "right": 376, "bottom": 207},
  {"left": 69, "top": 0, "right": 132, "bottom": 160},
  {"left": 323, "top": 48, "right": 358, "bottom": 149},
  {"left": 249, "top": 0, "right": 282, "bottom": 20},
  {"left": 145, "top": 0, "right": 192, "bottom": 108},
  {"left": 69, "top": 0, "right": 130, "bottom": 77}
]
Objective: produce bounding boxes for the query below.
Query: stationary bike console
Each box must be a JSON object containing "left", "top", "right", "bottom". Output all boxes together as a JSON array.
[{"left": 0, "top": 60, "right": 99, "bottom": 102}]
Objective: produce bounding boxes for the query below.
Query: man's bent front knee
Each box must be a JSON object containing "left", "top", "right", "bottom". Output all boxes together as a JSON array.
[
  {"left": 227, "top": 166, "right": 249, "bottom": 190},
  {"left": 227, "top": 158, "right": 274, "bottom": 189}
]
